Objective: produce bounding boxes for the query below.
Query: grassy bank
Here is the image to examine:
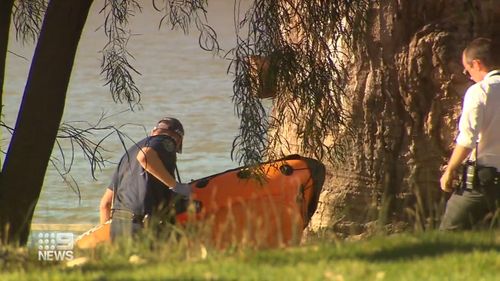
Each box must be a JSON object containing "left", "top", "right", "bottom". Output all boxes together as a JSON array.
[{"left": 1, "top": 231, "right": 499, "bottom": 281}]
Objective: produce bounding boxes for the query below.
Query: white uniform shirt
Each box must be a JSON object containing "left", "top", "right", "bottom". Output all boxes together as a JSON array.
[{"left": 456, "top": 70, "right": 500, "bottom": 169}]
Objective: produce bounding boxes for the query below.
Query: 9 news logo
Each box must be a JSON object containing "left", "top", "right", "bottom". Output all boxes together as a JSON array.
[{"left": 37, "top": 232, "right": 74, "bottom": 261}]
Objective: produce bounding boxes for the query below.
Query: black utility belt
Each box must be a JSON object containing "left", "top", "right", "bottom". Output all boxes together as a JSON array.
[
  {"left": 111, "top": 209, "right": 149, "bottom": 224},
  {"left": 461, "top": 161, "right": 500, "bottom": 190}
]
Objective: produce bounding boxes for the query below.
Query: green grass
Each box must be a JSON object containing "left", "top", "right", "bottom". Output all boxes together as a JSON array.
[{"left": 1, "top": 231, "right": 499, "bottom": 281}]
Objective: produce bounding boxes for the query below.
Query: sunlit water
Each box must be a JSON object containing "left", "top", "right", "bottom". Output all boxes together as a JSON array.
[{"left": 2, "top": 1, "right": 251, "bottom": 224}]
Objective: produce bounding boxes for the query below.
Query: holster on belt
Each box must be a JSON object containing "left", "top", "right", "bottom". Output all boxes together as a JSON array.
[
  {"left": 461, "top": 161, "right": 500, "bottom": 190},
  {"left": 477, "top": 166, "right": 500, "bottom": 186}
]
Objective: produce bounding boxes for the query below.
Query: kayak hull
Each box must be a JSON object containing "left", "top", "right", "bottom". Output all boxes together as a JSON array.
[
  {"left": 75, "top": 220, "right": 110, "bottom": 249},
  {"left": 75, "top": 155, "right": 325, "bottom": 249}
]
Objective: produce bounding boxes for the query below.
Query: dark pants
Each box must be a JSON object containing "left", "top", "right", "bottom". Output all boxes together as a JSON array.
[
  {"left": 110, "top": 209, "right": 143, "bottom": 241},
  {"left": 440, "top": 185, "right": 499, "bottom": 230}
]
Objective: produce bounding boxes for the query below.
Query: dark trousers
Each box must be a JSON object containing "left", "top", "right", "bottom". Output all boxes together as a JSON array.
[{"left": 440, "top": 185, "right": 499, "bottom": 230}]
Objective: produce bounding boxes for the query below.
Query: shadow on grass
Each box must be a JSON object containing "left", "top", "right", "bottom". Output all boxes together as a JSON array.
[
  {"left": 71, "top": 262, "right": 192, "bottom": 281},
  {"left": 360, "top": 240, "right": 500, "bottom": 262},
  {"left": 247, "top": 232, "right": 499, "bottom": 265},
  {"left": 79, "top": 262, "right": 132, "bottom": 273}
]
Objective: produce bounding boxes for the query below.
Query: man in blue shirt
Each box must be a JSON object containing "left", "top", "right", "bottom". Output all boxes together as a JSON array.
[{"left": 99, "top": 117, "right": 191, "bottom": 240}]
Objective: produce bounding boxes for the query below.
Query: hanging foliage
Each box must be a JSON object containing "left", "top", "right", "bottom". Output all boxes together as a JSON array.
[
  {"left": 153, "top": 0, "right": 219, "bottom": 52},
  {"left": 230, "top": 0, "right": 370, "bottom": 165},
  {"left": 12, "top": 0, "right": 47, "bottom": 44},
  {"left": 100, "top": 0, "right": 142, "bottom": 109},
  {"left": 101, "top": 0, "right": 219, "bottom": 110}
]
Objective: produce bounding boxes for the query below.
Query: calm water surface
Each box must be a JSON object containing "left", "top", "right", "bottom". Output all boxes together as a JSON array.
[{"left": 2, "top": 1, "right": 249, "bottom": 224}]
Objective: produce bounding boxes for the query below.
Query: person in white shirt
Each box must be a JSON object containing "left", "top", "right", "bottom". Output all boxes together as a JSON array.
[{"left": 440, "top": 37, "right": 500, "bottom": 230}]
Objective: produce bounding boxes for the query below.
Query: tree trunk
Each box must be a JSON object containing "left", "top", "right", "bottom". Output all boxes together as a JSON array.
[
  {"left": 0, "top": 0, "right": 93, "bottom": 245},
  {"left": 271, "top": 0, "right": 500, "bottom": 238},
  {"left": 0, "top": 0, "right": 14, "bottom": 124}
]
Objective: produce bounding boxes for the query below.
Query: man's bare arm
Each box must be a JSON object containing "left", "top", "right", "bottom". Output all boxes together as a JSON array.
[
  {"left": 136, "top": 147, "right": 177, "bottom": 188},
  {"left": 440, "top": 144, "right": 473, "bottom": 192},
  {"left": 99, "top": 189, "right": 113, "bottom": 224}
]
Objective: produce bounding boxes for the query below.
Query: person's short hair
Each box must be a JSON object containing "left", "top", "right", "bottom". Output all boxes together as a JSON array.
[{"left": 464, "top": 37, "right": 500, "bottom": 69}]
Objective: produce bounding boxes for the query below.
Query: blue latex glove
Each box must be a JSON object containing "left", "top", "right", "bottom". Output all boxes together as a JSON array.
[{"left": 172, "top": 182, "right": 191, "bottom": 197}]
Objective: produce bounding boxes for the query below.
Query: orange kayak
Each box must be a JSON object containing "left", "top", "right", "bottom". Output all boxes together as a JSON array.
[{"left": 75, "top": 155, "right": 325, "bottom": 248}]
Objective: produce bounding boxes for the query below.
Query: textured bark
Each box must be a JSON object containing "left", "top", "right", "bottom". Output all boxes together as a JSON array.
[
  {"left": 270, "top": 0, "right": 500, "bottom": 238},
  {"left": 0, "top": 0, "right": 93, "bottom": 245},
  {"left": 0, "top": 0, "right": 14, "bottom": 123}
]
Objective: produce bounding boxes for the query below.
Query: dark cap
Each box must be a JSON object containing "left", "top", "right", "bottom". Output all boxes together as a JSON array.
[{"left": 155, "top": 117, "right": 184, "bottom": 137}]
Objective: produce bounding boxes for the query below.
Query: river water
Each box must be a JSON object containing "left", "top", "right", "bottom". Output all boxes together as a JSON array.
[{"left": 2, "top": 1, "right": 251, "bottom": 224}]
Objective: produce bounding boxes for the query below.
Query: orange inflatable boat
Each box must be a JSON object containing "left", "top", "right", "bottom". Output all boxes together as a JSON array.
[{"left": 76, "top": 155, "right": 325, "bottom": 248}]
